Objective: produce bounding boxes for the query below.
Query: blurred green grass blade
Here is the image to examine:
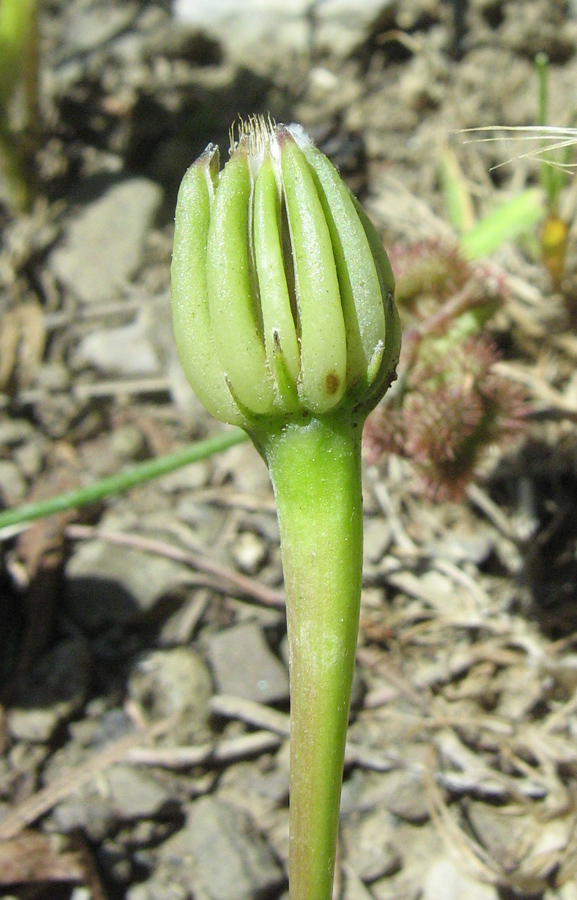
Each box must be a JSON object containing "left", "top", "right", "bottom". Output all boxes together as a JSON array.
[
  {"left": 439, "top": 144, "right": 476, "bottom": 233},
  {"left": 0, "top": 428, "right": 249, "bottom": 531},
  {"left": 0, "top": 0, "right": 37, "bottom": 109},
  {"left": 459, "top": 187, "right": 545, "bottom": 259},
  {"left": 0, "top": 0, "right": 39, "bottom": 207}
]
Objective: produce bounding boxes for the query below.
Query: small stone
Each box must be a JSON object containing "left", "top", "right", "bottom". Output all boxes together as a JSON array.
[
  {"left": 426, "top": 531, "right": 493, "bottom": 566},
  {"left": 0, "top": 460, "right": 26, "bottom": 506},
  {"left": 213, "top": 441, "right": 270, "bottom": 493},
  {"left": 343, "top": 865, "right": 379, "bottom": 900},
  {"left": 70, "top": 889, "right": 93, "bottom": 900},
  {"left": 8, "top": 708, "right": 63, "bottom": 744},
  {"left": 74, "top": 310, "right": 162, "bottom": 377},
  {"left": 496, "top": 663, "right": 543, "bottom": 720},
  {"left": 208, "top": 621, "right": 289, "bottom": 704},
  {"left": 175, "top": 499, "right": 229, "bottom": 548},
  {"left": 34, "top": 361, "right": 71, "bottom": 392},
  {"left": 343, "top": 808, "right": 401, "bottom": 883},
  {"left": 64, "top": 1, "right": 138, "bottom": 53},
  {"left": 99, "top": 836, "right": 133, "bottom": 883},
  {"left": 174, "top": 0, "right": 310, "bottom": 74},
  {"left": 422, "top": 856, "right": 498, "bottom": 900},
  {"left": 158, "top": 459, "right": 211, "bottom": 492},
  {"left": 0, "top": 419, "right": 34, "bottom": 446},
  {"left": 127, "top": 881, "right": 188, "bottom": 900},
  {"left": 174, "top": 0, "right": 392, "bottom": 71},
  {"left": 6, "top": 742, "right": 49, "bottom": 782},
  {"left": 32, "top": 393, "right": 82, "bottom": 439},
  {"left": 13, "top": 440, "right": 44, "bottom": 478},
  {"left": 105, "top": 765, "right": 176, "bottom": 821},
  {"left": 233, "top": 599, "right": 285, "bottom": 632},
  {"left": 50, "top": 788, "right": 112, "bottom": 839},
  {"left": 379, "top": 768, "right": 429, "bottom": 823},
  {"left": 108, "top": 424, "right": 146, "bottom": 461},
  {"left": 341, "top": 770, "right": 385, "bottom": 816},
  {"left": 7, "top": 639, "right": 92, "bottom": 742},
  {"left": 50, "top": 178, "right": 162, "bottom": 304},
  {"left": 232, "top": 531, "right": 268, "bottom": 575},
  {"left": 249, "top": 512, "right": 280, "bottom": 544},
  {"left": 157, "top": 796, "right": 285, "bottom": 900},
  {"left": 341, "top": 767, "right": 429, "bottom": 823},
  {"left": 465, "top": 801, "right": 528, "bottom": 872},
  {"left": 555, "top": 884, "right": 577, "bottom": 900},
  {"left": 218, "top": 760, "right": 290, "bottom": 826},
  {"left": 371, "top": 824, "right": 443, "bottom": 900},
  {"left": 467, "top": 801, "right": 571, "bottom": 888},
  {"left": 363, "top": 517, "right": 392, "bottom": 564},
  {"left": 128, "top": 647, "right": 213, "bottom": 724},
  {"left": 313, "top": 0, "right": 397, "bottom": 57},
  {"left": 65, "top": 526, "right": 194, "bottom": 631},
  {"left": 308, "top": 66, "right": 340, "bottom": 93}
]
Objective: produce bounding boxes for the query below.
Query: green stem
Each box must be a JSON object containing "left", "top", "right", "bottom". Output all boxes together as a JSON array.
[
  {"left": 535, "top": 52, "right": 553, "bottom": 206},
  {"left": 0, "top": 428, "right": 248, "bottom": 530},
  {"left": 259, "top": 413, "right": 363, "bottom": 900},
  {"left": 0, "top": 121, "right": 33, "bottom": 210}
]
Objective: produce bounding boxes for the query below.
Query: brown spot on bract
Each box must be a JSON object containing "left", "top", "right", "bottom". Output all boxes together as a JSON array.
[{"left": 325, "top": 373, "right": 339, "bottom": 395}]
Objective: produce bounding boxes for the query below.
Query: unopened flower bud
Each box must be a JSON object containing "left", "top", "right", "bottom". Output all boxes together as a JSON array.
[{"left": 171, "top": 117, "right": 400, "bottom": 429}]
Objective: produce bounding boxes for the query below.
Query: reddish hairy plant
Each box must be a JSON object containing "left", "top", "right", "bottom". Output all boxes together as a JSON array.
[{"left": 364, "top": 239, "right": 527, "bottom": 500}]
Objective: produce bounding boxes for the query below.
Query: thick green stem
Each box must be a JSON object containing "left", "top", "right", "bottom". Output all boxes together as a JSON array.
[{"left": 259, "top": 413, "right": 363, "bottom": 900}]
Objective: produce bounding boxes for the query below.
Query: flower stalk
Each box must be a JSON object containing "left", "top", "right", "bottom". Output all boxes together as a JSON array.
[
  {"left": 258, "top": 414, "right": 363, "bottom": 900},
  {"left": 0, "top": 0, "right": 39, "bottom": 208},
  {"left": 171, "top": 116, "right": 400, "bottom": 900}
]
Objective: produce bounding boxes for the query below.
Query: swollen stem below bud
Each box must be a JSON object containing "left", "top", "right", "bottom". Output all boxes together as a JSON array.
[{"left": 255, "top": 413, "right": 363, "bottom": 900}]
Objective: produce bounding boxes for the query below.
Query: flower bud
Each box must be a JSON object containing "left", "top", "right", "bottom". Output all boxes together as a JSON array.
[{"left": 171, "top": 117, "right": 400, "bottom": 429}]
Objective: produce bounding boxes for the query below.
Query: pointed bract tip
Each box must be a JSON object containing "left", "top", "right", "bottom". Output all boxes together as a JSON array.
[
  {"left": 197, "top": 143, "right": 219, "bottom": 167},
  {"left": 285, "top": 123, "right": 313, "bottom": 150}
]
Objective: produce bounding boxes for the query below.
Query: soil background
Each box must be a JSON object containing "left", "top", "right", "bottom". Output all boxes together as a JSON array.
[{"left": 3, "top": 2, "right": 577, "bottom": 899}]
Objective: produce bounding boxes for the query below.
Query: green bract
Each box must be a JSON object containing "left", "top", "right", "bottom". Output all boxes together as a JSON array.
[{"left": 171, "top": 117, "right": 400, "bottom": 430}]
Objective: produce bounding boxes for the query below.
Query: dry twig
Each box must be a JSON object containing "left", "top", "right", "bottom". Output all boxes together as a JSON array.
[{"left": 65, "top": 523, "right": 285, "bottom": 609}]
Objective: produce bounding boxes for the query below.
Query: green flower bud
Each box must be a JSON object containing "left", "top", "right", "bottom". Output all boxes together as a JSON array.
[{"left": 171, "top": 117, "right": 400, "bottom": 429}]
